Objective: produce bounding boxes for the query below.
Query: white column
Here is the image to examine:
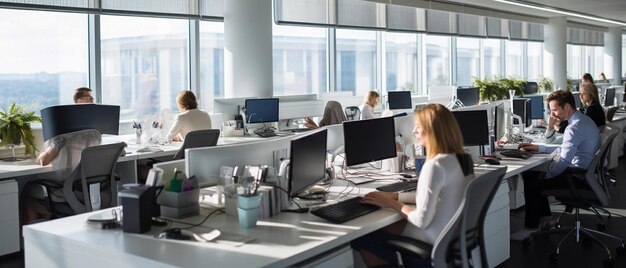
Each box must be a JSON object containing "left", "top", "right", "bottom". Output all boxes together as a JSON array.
[
  {"left": 543, "top": 17, "right": 567, "bottom": 90},
  {"left": 224, "top": 0, "right": 273, "bottom": 98},
  {"left": 604, "top": 27, "right": 622, "bottom": 84}
]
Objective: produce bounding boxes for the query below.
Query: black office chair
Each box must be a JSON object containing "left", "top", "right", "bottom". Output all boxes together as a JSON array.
[
  {"left": 344, "top": 106, "right": 361, "bottom": 121},
  {"left": 30, "top": 142, "right": 126, "bottom": 218},
  {"left": 526, "top": 125, "right": 625, "bottom": 266},
  {"left": 172, "top": 129, "right": 221, "bottom": 160},
  {"left": 383, "top": 167, "right": 507, "bottom": 267},
  {"left": 606, "top": 106, "right": 619, "bottom": 122}
]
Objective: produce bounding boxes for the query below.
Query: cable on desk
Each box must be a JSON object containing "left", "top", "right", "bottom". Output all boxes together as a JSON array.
[
  {"left": 162, "top": 209, "right": 224, "bottom": 230},
  {"left": 273, "top": 186, "right": 305, "bottom": 211}
]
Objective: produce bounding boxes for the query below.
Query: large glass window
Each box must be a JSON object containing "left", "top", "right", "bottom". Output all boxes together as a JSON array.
[
  {"left": 456, "top": 37, "right": 479, "bottom": 86},
  {"left": 273, "top": 24, "right": 327, "bottom": 96},
  {"left": 505, "top": 41, "right": 523, "bottom": 78},
  {"left": 593, "top": 46, "right": 604, "bottom": 79},
  {"left": 101, "top": 15, "right": 189, "bottom": 121},
  {"left": 0, "top": 9, "right": 88, "bottom": 113},
  {"left": 482, "top": 39, "right": 502, "bottom": 79},
  {"left": 385, "top": 32, "right": 417, "bottom": 93},
  {"left": 527, "top": 42, "right": 542, "bottom": 81},
  {"left": 199, "top": 21, "right": 224, "bottom": 111},
  {"left": 567, "top": 44, "right": 583, "bottom": 79},
  {"left": 424, "top": 35, "right": 451, "bottom": 88},
  {"left": 622, "top": 35, "right": 626, "bottom": 78},
  {"left": 336, "top": 29, "right": 377, "bottom": 96}
]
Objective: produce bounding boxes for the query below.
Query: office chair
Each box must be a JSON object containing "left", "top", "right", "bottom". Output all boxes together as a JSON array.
[
  {"left": 344, "top": 106, "right": 361, "bottom": 121},
  {"left": 525, "top": 125, "right": 625, "bottom": 266},
  {"left": 31, "top": 142, "right": 126, "bottom": 217},
  {"left": 383, "top": 167, "right": 507, "bottom": 268},
  {"left": 606, "top": 106, "right": 619, "bottom": 122},
  {"left": 172, "top": 129, "right": 221, "bottom": 160}
]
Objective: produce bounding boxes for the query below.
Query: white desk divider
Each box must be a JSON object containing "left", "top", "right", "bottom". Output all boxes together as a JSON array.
[{"left": 153, "top": 159, "right": 186, "bottom": 186}]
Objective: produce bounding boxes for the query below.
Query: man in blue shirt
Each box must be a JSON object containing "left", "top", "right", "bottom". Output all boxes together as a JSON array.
[{"left": 512, "top": 90, "right": 600, "bottom": 239}]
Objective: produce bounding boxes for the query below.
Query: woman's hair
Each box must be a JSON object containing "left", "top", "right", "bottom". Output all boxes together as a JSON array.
[
  {"left": 580, "top": 83, "right": 600, "bottom": 105},
  {"left": 177, "top": 90, "right": 198, "bottom": 110},
  {"left": 362, "top": 90, "right": 380, "bottom": 107},
  {"left": 582, "top": 73, "right": 594, "bottom": 84},
  {"left": 414, "top": 104, "right": 465, "bottom": 160}
]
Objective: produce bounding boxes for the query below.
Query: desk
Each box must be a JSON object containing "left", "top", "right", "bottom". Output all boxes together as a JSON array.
[{"left": 23, "top": 155, "right": 549, "bottom": 268}]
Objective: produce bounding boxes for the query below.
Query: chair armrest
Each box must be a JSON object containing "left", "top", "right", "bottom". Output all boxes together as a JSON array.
[
  {"left": 563, "top": 167, "right": 586, "bottom": 174},
  {"left": 34, "top": 179, "right": 64, "bottom": 189},
  {"left": 114, "top": 173, "right": 121, "bottom": 181},
  {"left": 383, "top": 235, "right": 433, "bottom": 260}
]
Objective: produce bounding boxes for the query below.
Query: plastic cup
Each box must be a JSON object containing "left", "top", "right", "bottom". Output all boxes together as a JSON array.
[{"left": 237, "top": 207, "right": 260, "bottom": 228}]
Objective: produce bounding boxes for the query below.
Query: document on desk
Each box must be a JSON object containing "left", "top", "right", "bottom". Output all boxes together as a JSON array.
[{"left": 213, "top": 230, "right": 255, "bottom": 247}]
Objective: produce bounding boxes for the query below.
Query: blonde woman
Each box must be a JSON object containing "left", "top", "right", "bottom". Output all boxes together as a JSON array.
[
  {"left": 358, "top": 90, "right": 380, "bottom": 119},
  {"left": 352, "top": 104, "right": 474, "bottom": 267},
  {"left": 165, "top": 90, "right": 212, "bottom": 141}
]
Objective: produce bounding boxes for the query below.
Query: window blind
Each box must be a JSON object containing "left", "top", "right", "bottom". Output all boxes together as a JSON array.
[
  {"left": 457, "top": 13, "right": 486, "bottom": 38},
  {"left": 274, "top": 0, "right": 335, "bottom": 26},
  {"left": 486, "top": 17, "right": 509, "bottom": 39},
  {"left": 567, "top": 28, "right": 604, "bottom": 46},
  {"left": 337, "top": 0, "right": 385, "bottom": 29},
  {"left": 386, "top": 4, "right": 426, "bottom": 33},
  {"left": 426, "top": 9, "right": 457, "bottom": 35}
]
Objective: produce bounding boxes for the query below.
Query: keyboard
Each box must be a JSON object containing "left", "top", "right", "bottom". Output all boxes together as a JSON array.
[
  {"left": 254, "top": 129, "right": 277, "bottom": 138},
  {"left": 291, "top": 128, "right": 310, "bottom": 133},
  {"left": 499, "top": 149, "right": 532, "bottom": 159},
  {"left": 310, "top": 197, "right": 380, "bottom": 223},
  {"left": 376, "top": 180, "right": 418, "bottom": 192}
]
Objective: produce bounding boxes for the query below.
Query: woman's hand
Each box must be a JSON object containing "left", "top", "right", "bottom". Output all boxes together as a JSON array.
[
  {"left": 303, "top": 117, "right": 318, "bottom": 129},
  {"left": 518, "top": 143, "right": 538, "bottom": 152},
  {"left": 360, "top": 191, "right": 399, "bottom": 209},
  {"left": 172, "top": 135, "right": 182, "bottom": 142}
]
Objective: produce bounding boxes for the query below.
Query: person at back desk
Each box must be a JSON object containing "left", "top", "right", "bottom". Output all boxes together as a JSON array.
[
  {"left": 303, "top": 101, "right": 347, "bottom": 129},
  {"left": 512, "top": 90, "right": 600, "bottom": 240},
  {"left": 165, "top": 90, "right": 212, "bottom": 142},
  {"left": 547, "top": 84, "right": 605, "bottom": 143},
  {"left": 351, "top": 104, "right": 474, "bottom": 267},
  {"left": 358, "top": 90, "right": 381, "bottom": 119}
]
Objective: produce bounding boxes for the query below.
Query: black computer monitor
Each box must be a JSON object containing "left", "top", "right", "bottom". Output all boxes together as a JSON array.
[
  {"left": 572, "top": 92, "right": 582, "bottom": 109},
  {"left": 605, "top": 87, "right": 616, "bottom": 106},
  {"left": 528, "top": 95, "right": 545, "bottom": 119},
  {"left": 245, "top": 98, "right": 279, "bottom": 124},
  {"left": 494, "top": 103, "right": 505, "bottom": 141},
  {"left": 456, "top": 87, "right": 480, "bottom": 107},
  {"left": 387, "top": 91, "right": 412, "bottom": 110},
  {"left": 288, "top": 129, "right": 328, "bottom": 198},
  {"left": 513, "top": 98, "right": 531, "bottom": 127},
  {"left": 41, "top": 104, "right": 120, "bottom": 141},
  {"left": 523, "top": 82, "right": 539, "bottom": 95},
  {"left": 343, "top": 117, "right": 397, "bottom": 167},
  {"left": 452, "top": 110, "right": 489, "bottom": 146}
]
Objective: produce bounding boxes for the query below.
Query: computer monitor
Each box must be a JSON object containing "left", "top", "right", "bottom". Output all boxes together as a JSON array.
[
  {"left": 41, "top": 104, "right": 120, "bottom": 141},
  {"left": 387, "top": 91, "right": 412, "bottom": 110},
  {"left": 523, "top": 82, "right": 539, "bottom": 95},
  {"left": 513, "top": 98, "right": 531, "bottom": 127},
  {"left": 245, "top": 98, "right": 279, "bottom": 124},
  {"left": 493, "top": 103, "right": 505, "bottom": 141},
  {"left": 528, "top": 95, "right": 545, "bottom": 119},
  {"left": 288, "top": 129, "right": 328, "bottom": 198},
  {"left": 452, "top": 110, "right": 489, "bottom": 146},
  {"left": 604, "top": 87, "right": 616, "bottom": 107},
  {"left": 343, "top": 117, "right": 397, "bottom": 167},
  {"left": 456, "top": 87, "right": 480, "bottom": 107},
  {"left": 572, "top": 92, "right": 582, "bottom": 109}
]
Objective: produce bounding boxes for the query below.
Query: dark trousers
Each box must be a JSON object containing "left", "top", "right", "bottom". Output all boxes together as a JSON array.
[{"left": 522, "top": 171, "right": 571, "bottom": 228}]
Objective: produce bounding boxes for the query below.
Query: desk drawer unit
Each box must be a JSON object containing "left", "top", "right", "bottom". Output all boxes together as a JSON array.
[
  {"left": 483, "top": 181, "right": 510, "bottom": 268},
  {"left": 0, "top": 180, "right": 20, "bottom": 255}
]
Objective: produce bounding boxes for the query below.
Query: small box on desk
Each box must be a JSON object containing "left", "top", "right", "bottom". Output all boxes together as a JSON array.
[
  {"left": 157, "top": 188, "right": 199, "bottom": 219},
  {"left": 119, "top": 185, "right": 155, "bottom": 233}
]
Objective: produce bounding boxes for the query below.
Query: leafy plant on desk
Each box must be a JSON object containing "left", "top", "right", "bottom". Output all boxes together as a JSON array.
[
  {"left": 473, "top": 76, "right": 525, "bottom": 102},
  {"left": 537, "top": 76, "right": 554, "bottom": 93},
  {"left": 0, "top": 103, "right": 41, "bottom": 156}
]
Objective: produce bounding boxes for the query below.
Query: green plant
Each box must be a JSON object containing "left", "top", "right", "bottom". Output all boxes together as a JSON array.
[
  {"left": 0, "top": 103, "right": 41, "bottom": 156},
  {"left": 537, "top": 76, "right": 554, "bottom": 93},
  {"left": 473, "top": 76, "right": 526, "bottom": 102},
  {"left": 566, "top": 76, "right": 573, "bottom": 91},
  {"left": 497, "top": 77, "right": 525, "bottom": 96}
]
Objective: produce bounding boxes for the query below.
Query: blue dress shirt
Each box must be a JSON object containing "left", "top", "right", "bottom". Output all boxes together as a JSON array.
[{"left": 538, "top": 111, "right": 600, "bottom": 178}]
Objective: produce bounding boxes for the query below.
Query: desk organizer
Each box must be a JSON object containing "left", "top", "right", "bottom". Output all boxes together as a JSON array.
[{"left": 157, "top": 188, "right": 199, "bottom": 219}]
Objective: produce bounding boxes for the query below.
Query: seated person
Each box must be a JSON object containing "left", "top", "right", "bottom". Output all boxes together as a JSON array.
[
  {"left": 358, "top": 90, "right": 380, "bottom": 120},
  {"left": 165, "top": 90, "right": 212, "bottom": 142},
  {"left": 73, "top": 87, "right": 94, "bottom": 104},
  {"left": 303, "top": 101, "right": 346, "bottom": 129},
  {"left": 24, "top": 129, "right": 102, "bottom": 223},
  {"left": 352, "top": 104, "right": 474, "bottom": 267},
  {"left": 547, "top": 84, "right": 605, "bottom": 143}
]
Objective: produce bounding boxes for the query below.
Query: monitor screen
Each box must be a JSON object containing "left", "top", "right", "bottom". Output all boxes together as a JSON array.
[
  {"left": 452, "top": 110, "right": 489, "bottom": 146},
  {"left": 513, "top": 98, "right": 531, "bottom": 127},
  {"left": 41, "top": 104, "right": 120, "bottom": 141},
  {"left": 387, "top": 91, "right": 412, "bottom": 110},
  {"left": 456, "top": 87, "right": 480, "bottom": 107},
  {"left": 343, "top": 117, "right": 397, "bottom": 167},
  {"left": 528, "top": 95, "right": 545, "bottom": 119},
  {"left": 605, "top": 87, "right": 616, "bottom": 106},
  {"left": 572, "top": 92, "right": 582, "bottom": 109},
  {"left": 245, "top": 98, "right": 279, "bottom": 124},
  {"left": 494, "top": 103, "right": 505, "bottom": 141},
  {"left": 289, "top": 129, "right": 328, "bottom": 197},
  {"left": 524, "top": 82, "right": 539, "bottom": 95}
]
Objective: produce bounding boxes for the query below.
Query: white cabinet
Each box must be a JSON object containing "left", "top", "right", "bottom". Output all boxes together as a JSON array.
[
  {"left": 483, "top": 181, "right": 510, "bottom": 267},
  {"left": 0, "top": 180, "right": 20, "bottom": 255}
]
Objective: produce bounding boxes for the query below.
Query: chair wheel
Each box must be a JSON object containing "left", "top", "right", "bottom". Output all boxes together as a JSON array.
[
  {"left": 598, "top": 223, "right": 606, "bottom": 231},
  {"left": 616, "top": 245, "right": 626, "bottom": 255},
  {"left": 549, "top": 253, "right": 559, "bottom": 262},
  {"left": 522, "top": 238, "right": 530, "bottom": 248},
  {"left": 603, "top": 258, "right": 614, "bottom": 267}
]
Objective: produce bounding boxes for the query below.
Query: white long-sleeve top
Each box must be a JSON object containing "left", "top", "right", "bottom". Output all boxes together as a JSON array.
[
  {"left": 358, "top": 104, "right": 379, "bottom": 119},
  {"left": 165, "top": 108, "right": 212, "bottom": 141},
  {"left": 397, "top": 153, "right": 471, "bottom": 244}
]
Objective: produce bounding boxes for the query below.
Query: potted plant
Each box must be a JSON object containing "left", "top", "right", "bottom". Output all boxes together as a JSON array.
[
  {"left": 537, "top": 76, "right": 554, "bottom": 93},
  {"left": 0, "top": 103, "right": 41, "bottom": 160}
]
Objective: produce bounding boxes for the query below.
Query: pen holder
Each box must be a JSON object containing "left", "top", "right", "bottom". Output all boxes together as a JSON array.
[
  {"left": 157, "top": 188, "right": 200, "bottom": 219},
  {"left": 136, "top": 129, "right": 142, "bottom": 145},
  {"left": 223, "top": 125, "right": 236, "bottom": 137},
  {"left": 237, "top": 193, "right": 263, "bottom": 228}
]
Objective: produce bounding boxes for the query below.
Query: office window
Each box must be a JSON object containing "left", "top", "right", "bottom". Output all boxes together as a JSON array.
[
  {"left": 199, "top": 21, "right": 224, "bottom": 111},
  {"left": 505, "top": 40, "right": 523, "bottom": 77},
  {"left": 273, "top": 24, "right": 327, "bottom": 96},
  {"left": 592, "top": 46, "right": 603, "bottom": 79},
  {"left": 385, "top": 32, "right": 418, "bottom": 94},
  {"left": 567, "top": 44, "right": 583, "bottom": 79},
  {"left": 425, "top": 35, "right": 450, "bottom": 87},
  {"left": 527, "top": 42, "right": 542, "bottom": 81},
  {"left": 622, "top": 35, "right": 626, "bottom": 77},
  {"left": 482, "top": 39, "right": 502, "bottom": 79},
  {"left": 336, "top": 29, "right": 377, "bottom": 96},
  {"left": 0, "top": 9, "right": 88, "bottom": 113},
  {"left": 100, "top": 15, "right": 189, "bottom": 121},
  {"left": 456, "top": 37, "right": 479, "bottom": 86}
]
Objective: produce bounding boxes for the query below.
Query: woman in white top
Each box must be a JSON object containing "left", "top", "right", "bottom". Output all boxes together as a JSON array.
[
  {"left": 353, "top": 103, "right": 473, "bottom": 267},
  {"left": 358, "top": 90, "right": 380, "bottom": 119},
  {"left": 165, "top": 90, "right": 212, "bottom": 141}
]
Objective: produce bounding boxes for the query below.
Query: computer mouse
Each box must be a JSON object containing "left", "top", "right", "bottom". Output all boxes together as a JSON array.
[
  {"left": 485, "top": 158, "right": 500, "bottom": 165},
  {"left": 158, "top": 228, "right": 191, "bottom": 240},
  {"left": 399, "top": 173, "right": 414, "bottom": 179}
]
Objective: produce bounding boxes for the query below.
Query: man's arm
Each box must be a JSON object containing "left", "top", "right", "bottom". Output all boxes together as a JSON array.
[{"left": 545, "top": 125, "right": 580, "bottom": 178}]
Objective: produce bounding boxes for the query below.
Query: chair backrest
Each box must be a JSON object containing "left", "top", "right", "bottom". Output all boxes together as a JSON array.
[
  {"left": 63, "top": 142, "right": 126, "bottom": 213},
  {"left": 431, "top": 167, "right": 507, "bottom": 268},
  {"left": 344, "top": 106, "right": 361, "bottom": 121},
  {"left": 173, "top": 129, "right": 220, "bottom": 160},
  {"left": 606, "top": 106, "right": 619, "bottom": 122},
  {"left": 583, "top": 124, "right": 619, "bottom": 206}
]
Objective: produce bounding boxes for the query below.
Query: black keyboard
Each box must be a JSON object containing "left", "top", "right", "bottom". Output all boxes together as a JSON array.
[
  {"left": 499, "top": 149, "right": 532, "bottom": 159},
  {"left": 311, "top": 197, "right": 380, "bottom": 223},
  {"left": 291, "top": 128, "right": 310, "bottom": 133},
  {"left": 254, "top": 129, "right": 277, "bottom": 138},
  {"left": 376, "top": 180, "right": 418, "bottom": 192}
]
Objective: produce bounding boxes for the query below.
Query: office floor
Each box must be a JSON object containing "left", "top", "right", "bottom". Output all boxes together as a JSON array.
[{"left": 3, "top": 159, "right": 626, "bottom": 268}]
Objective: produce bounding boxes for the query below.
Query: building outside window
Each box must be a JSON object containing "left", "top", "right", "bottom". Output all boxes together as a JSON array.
[
  {"left": 482, "top": 39, "right": 502, "bottom": 79},
  {"left": 385, "top": 32, "right": 418, "bottom": 94},
  {"left": 506, "top": 40, "right": 523, "bottom": 78},
  {"left": 456, "top": 37, "right": 479, "bottom": 86},
  {"left": 336, "top": 29, "right": 377, "bottom": 96},
  {"left": 424, "top": 35, "right": 451, "bottom": 89}
]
